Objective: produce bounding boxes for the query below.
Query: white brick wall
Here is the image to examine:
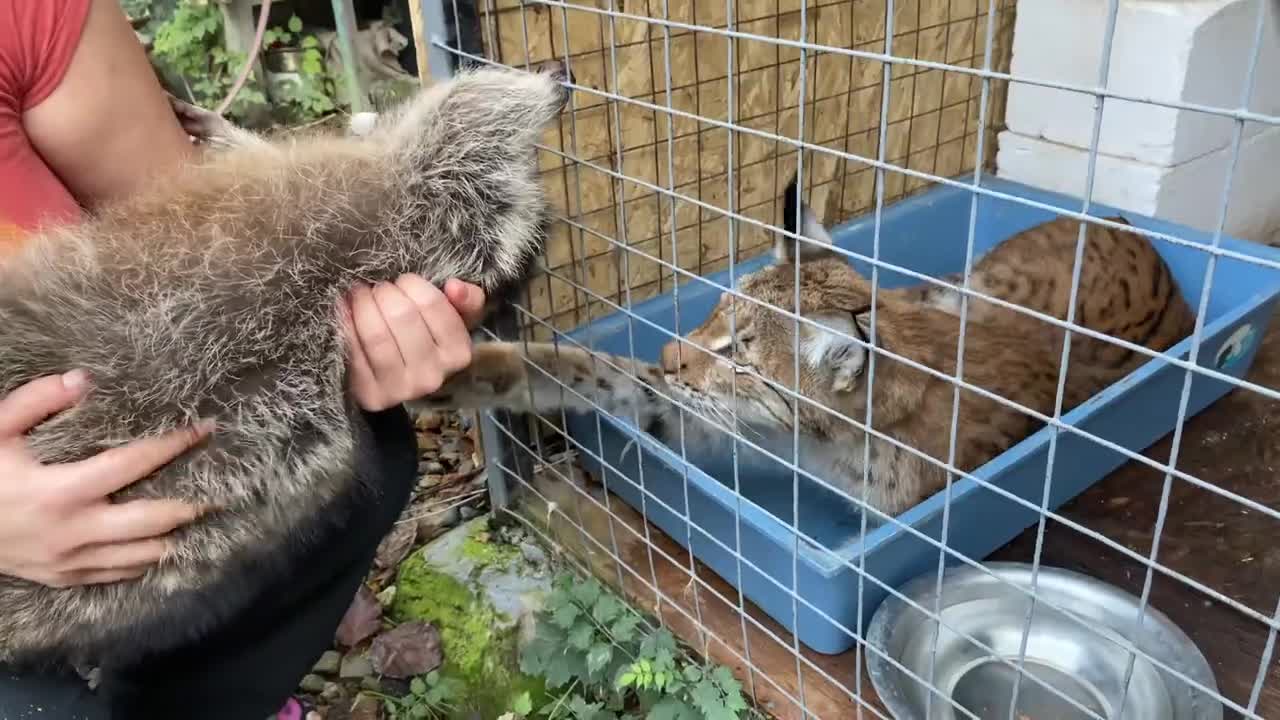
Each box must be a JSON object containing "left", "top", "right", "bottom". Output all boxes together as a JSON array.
[{"left": 995, "top": 0, "right": 1280, "bottom": 241}]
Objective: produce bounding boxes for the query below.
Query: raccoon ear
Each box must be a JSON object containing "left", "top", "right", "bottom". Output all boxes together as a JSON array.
[
  {"left": 774, "top": 173, "right": 842, "bottom": 265},
  {"left": 801, "top": 312, "right": 868, "bottom": 393}
]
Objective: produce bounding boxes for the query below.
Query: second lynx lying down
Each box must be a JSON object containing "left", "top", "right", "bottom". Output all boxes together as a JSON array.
[{"left": 421, "top": 191, "right": 1195, "bottom": 520}]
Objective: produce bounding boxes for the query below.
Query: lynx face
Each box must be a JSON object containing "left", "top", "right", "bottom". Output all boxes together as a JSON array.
[{"left": 659, "top": 254, "right": 876, "bottom": 436}]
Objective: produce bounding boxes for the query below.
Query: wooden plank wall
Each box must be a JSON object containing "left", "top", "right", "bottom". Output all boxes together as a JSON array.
[{"left": 475, "top": 0, "right": 1017, "bottom": 336}]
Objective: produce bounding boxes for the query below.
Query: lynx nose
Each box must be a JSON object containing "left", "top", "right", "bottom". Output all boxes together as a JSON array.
[{"left": 534, "top": 59, "right": 575, "bottom": 107}]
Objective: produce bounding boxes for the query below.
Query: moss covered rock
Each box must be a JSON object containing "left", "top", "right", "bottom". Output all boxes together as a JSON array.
[{"left": 390, "top": 516, "right": 551, "bottom": 718}]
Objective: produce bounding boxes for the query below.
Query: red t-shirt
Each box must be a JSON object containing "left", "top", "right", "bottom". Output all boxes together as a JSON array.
[{"left": 0, "top": 0, "right": 93, "bottom": 252}]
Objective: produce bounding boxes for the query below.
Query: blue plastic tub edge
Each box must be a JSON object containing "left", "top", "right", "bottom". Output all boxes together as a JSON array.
[{"left": 555, "top": 176, "right": 1280, "bottom": 655}]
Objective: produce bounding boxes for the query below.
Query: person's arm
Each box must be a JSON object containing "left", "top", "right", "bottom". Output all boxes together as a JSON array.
[{"left": 22, "top": 0, "right": 194, "bottom": 210}]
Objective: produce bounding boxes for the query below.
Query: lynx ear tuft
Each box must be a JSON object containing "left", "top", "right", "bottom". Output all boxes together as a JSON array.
[{"left": 774, "top": 173, "right": 842, "bottom": 265}]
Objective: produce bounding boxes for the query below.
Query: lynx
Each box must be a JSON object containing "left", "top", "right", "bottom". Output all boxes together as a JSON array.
[
  {"left": 419, "top": 176, "right": 1195, "bottom": 523},
  {"left": 0, "top": 62, "right": 571, "bottom": 671}
]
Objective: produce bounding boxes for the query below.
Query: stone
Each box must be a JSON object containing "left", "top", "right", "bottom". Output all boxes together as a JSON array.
[
  {"left": 299, "top": 674, "right": 326, "bottom": 693},
  {"left": 339, "top": 654, "right": 374, "bottom": 680},
  {"left": 321, "top": 682, "right": 343, "bottom": 702},
  {"left": 312, "top": 650, "right": 341, "bottom": 675},
  {"left": 424, "top": 460, "right": 446, "bottom": 475},
  {"left": 391, "top": 516, "right": 554, "bottom": 719},
  {"left": 350, "top": 693, "right": 381, "bottom": 720},
  {"left": 359, "top": 676, "right": 381, "bottom": 692},
  {"left": 415, "top": 410, "right": 444, "bottom": 431},
  {"left": 459, "top": 505, "right": 478, "bottom": 521},
  {"left": 375, "top": 585, "right": 397, "bottom": 607},
  {"left": 519, "top": 541, "right": 547, "bottom": 566}
]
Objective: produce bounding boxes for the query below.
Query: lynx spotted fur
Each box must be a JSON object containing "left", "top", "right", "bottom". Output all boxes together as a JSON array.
[
  {"left": 0, "top": 62, "right": 570, "bottom": 671},
  {"left": 420, "top": 178, "right": 1195, "bottom": 523}
]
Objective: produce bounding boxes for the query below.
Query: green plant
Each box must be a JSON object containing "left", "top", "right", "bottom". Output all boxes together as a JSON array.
[
  {"left": 119, "top": 0, "right": 153, "bottom": 21},
  {"left": 373, "top": 670, "right": 468, "bottom": 720},
  {"left": 515, "top": 574, "right": 757, "bottom": 720},
  {"left": 150, "top": 2, "right": 268, "bottom": 122},
  {"left": 262, "top": 15, "right": 337, "bottom": 123}
]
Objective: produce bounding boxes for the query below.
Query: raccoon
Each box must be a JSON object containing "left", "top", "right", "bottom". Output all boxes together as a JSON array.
[{"left": 0, "top": 61, "right": 570, "bottom": 672}]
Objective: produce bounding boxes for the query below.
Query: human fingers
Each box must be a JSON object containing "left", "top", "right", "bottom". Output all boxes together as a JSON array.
[
  {"left": 76, "top": 498, "right": 208, "bottom": 547},
  {"left": 372, "top": 280, "right": 439, "bottom": 383},
  {"left": 340, "top": 295, "right": 389, "bottom": 410},
  {"left": 58, "top": 536, "right": 172, "bottom": 575},
  {"left": 60, "top": 421, "right": 214, "bottom": 501},
  {"left": 348, "top": 283, "right": 408, "bottom": 383},
  {"left": 37, "top": 565, "right": 152, "bottom": 589},
  {"left": 443, "top": 279, "right": 488, "bottom": 330},
  {"left": 399, "top": 275, "right": 471, "bottom": 377},
  {"left": 0, "top": 370, "right": 91, "bottom": 439}
]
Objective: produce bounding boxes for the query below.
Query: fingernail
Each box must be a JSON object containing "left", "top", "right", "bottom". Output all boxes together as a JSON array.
[
  {"left": 196, "top": 418, "right": 217, "bottom": 434},
  {"left": 62, "top": 369, "right": 91, "bottom": 392}
]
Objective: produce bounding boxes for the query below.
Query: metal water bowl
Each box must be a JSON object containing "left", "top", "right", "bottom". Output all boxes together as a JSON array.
[{"left": 866, "top": 562, "right": 1221, "bottom": 720}]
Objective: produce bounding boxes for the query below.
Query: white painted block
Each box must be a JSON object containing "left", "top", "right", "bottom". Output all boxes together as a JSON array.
[
  {"left": 1004, "top": 0, "right": 1279, "bottom": 167},
  {"left": 995, "top": 125, "right": 1280, "bottom": 242}
]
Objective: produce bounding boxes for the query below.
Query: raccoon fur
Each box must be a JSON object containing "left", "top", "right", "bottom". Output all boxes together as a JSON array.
[{"left": 0, "top": 61, "right": 571, "bottom": 672}]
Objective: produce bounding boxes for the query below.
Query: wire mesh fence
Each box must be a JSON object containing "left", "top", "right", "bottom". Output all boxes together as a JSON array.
[{"left": 415, "top": 0, "right": 1280, "bottom": 717}]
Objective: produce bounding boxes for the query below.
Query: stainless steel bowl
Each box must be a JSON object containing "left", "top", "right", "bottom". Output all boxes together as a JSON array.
[{"left": 866, "top": 562, "right": 1221, "bottom": 720}]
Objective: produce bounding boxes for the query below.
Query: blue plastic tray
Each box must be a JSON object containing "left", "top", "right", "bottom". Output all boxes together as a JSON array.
[{"left": 558, "top": 177, "right": 1280, "bottom": 655}]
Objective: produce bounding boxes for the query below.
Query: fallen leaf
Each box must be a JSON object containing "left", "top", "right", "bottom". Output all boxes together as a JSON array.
[
  {"left": 369, "top": 621, "right": 443, "bottom": 679},
  {"left": 374, "top": 522, "right": 417, "bottom": 569},
  {"left": 335, "top": 585, "right": 383, "bottom": 647}
]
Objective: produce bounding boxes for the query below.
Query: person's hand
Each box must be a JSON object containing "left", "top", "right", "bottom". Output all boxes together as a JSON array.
[
  {"left": 342, "top": 276, "right": 487, "bottom": 412},
  {"left": 0, "top": 371, "right": 213, "bottom": 588}
]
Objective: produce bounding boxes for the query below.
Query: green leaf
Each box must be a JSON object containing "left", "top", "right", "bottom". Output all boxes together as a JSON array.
[
  {"left": 543, "top": 652, "right": 580, "bottom": 688},
  {"left": 512, "top": 691, "right": 534, "bottom": 716},
  {"left": 617, "top": 671, "right": 637, "bottom": 688},
  {"left": 645, "top": 698, "right": 697, "bottom": 720},
  {"left": 552, "top": 602, "right": 582, "bottom": 629},
  {"left": 426, "top": 670, "right": 440, "bottom": 685},
  {"left": 592, "top": 595, "right": 624, "bottom": 625},
  {"left": 710, "top": 666, "right": 737, "bottom": 689},
  {"left": 567, "top": 622, "right": 595, "bottom": 650},
  {"left": 690, "top": 678, "right": 741, "bottom": 720},
  {"left": 611, "top": 615, "right": 641, "bottom": 644},
  {"left": 302, "top": 35, "right": 319, "bottom": 48},
  {"left": 410, "top": 677, "right": 427, "bottom": 696},
  {"left": 410, "top": 703, "right": 430, "bottom": 719},
  {"left": 302, "top": 55, "right": 324, "bottom": 75},
  {"left": 654, "top": 671, "right": 670, "bottom": 691},
  {"left": 571, "top": 580, "right": 602, "bottom": 609},
  {"left": 288, "top": 15, "right": 303, "bottom": 32},
  {"left": 640, "top": 629, "right": 678, "bottom": 658},
  {"left": 586, "top": 643, "right": 613, "bottom": 676}
]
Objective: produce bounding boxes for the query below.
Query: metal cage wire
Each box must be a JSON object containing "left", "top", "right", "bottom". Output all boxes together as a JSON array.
[{"left": 414, "top": 0, "right": 1279, "bottom": 718}]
